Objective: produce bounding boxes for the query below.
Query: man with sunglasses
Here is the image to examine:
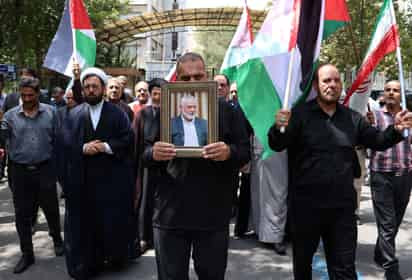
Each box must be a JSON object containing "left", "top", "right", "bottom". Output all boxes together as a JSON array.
[
  {"left": 129, "top": 81, "right": 150, "bottom": 115},
  {"left": 0, "top": 77, "right": 63, "bottom": 274},
  {"left": 368, "top": 80, "right": 412, "bottom": 280}
]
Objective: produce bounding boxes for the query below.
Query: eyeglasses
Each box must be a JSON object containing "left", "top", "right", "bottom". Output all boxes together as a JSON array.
[{"left": 137, "top": 88, "right": 147, "bottom": 93}]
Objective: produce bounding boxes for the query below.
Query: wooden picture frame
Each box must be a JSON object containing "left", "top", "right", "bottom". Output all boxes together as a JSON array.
[{"left": 160, "top": 81, "right": 218, "bottom": 158}]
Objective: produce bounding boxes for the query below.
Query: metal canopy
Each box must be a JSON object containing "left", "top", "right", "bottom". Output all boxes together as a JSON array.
[{"left": 96, "top": 7, "right": 267, "bottom": 45}]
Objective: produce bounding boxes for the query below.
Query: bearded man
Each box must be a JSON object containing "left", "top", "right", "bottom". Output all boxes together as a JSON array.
[{"left": 56, "top": 68, "right": 135, "bottom": 280}]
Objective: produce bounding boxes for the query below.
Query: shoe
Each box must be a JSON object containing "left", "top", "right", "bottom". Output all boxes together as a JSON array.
[
  {"left": 355, "top": 214, "right": 362, "bottom": 225},
  {"left": 54, "top": 239, "right": 64, "bottom": 256},
  {"left": 140, "top": 240, "right": 153, "bottom": 254},
  {"left": 273, "top": 242, "right": 287, "bottom": 256},
  {"left": 374, "top": 255, "right": 384, "bottom": 268},
  {"left": 13, "top": 254, "right": 35, "bottom": 274},
  {"left": 384, "top": 269, "right": 404, "bottom": 280}
]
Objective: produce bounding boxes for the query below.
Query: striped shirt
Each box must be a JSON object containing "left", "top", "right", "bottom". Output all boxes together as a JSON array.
[{"left": 370, "top": 109, "right": 412, "bottom": 172}]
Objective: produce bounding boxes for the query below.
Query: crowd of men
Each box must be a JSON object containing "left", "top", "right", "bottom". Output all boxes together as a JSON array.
[{"left": 0, "top": 53, "right": 411, "bottom": 280}]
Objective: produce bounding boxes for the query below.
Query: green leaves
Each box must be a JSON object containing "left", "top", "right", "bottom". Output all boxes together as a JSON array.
[{"left": 320, "top": 0, "right": 412, "bottom": 79}]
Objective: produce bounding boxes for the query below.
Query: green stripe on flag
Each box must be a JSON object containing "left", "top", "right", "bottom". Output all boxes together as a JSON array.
[
  {"left": 323, "top": 20, "right": 346, "bottom": 40},
  {"left": 236, "top": 58, "right": 282, "bottom": 160},
  {"left": 75, "top": 30, "right": 96, "bottom": 67}
]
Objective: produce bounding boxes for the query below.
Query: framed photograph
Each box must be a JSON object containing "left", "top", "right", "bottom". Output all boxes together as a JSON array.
[{"left": 160, "top": 81, "right": 218, "bottom": 157}]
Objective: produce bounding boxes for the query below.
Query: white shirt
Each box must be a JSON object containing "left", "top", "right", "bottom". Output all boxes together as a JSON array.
[
  {"left": 89, "top": 99, "right": 104, "bottom": 130},
  {"left": 182, "top": 116, "right": 199, "bottom": 147},
  {"left": 83, "top": 100, "right": 113, "bottom": 154}
]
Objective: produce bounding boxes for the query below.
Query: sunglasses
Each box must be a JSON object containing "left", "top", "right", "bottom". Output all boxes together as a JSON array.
[{"left": 230, "top": 90, "right": 237, "bottom": 94}]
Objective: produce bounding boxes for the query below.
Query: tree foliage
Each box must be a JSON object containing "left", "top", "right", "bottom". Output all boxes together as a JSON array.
[
  {"left": 321, "top": 0, "right": 412, "bottom": 80},
  {"left": 0, "top": 0, "right": 129, "bottom": 78},
  {"left": 193, "top": 28, "right": 235, "bottom": 71}
]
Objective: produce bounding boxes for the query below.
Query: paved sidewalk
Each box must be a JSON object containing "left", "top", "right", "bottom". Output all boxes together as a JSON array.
[{"left": 0, "top": 180, "right": 411, "bottom": 280}]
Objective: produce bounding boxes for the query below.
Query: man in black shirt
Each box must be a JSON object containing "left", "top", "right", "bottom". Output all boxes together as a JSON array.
[
  {"left": 268, "top": 64, "right": 412, "bottom": 280},
  {"left": 142, "top": 52, "right": 250, "bottom": 280}
]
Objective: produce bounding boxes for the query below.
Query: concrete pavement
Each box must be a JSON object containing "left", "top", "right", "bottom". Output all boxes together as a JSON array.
[{"left": 0, "top": 180, "right": 411, "bottom": 280}]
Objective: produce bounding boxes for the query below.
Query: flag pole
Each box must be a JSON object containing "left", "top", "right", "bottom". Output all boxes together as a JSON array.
[
  {"left": 280, "top": 47, "right": 296, "bottom": 133},
  {"left": 71, "top": 0, "right": 78, "bottom": 69},
  {"left": 72, "top": 28, "right": 78, "bottom": 66},
  {"left": 395, "top": 46, "right": 408, "bottom": 137},
  {"left": 389, "top": 1, "right": 408, "bottom": 137}
]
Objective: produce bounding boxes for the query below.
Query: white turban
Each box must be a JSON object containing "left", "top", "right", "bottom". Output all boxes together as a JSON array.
[{"left": 80, "top": 67, "right": 108, "bottom": 86}]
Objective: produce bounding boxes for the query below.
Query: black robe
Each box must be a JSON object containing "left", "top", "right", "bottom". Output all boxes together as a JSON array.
[{"left": 57, "top": 102, "right": 135, "bottom": 279}]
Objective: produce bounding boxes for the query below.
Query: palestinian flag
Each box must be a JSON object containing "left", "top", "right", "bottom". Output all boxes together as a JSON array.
[
  {"left": 344, "top": 0, "right": 399, "bottom": 105},
  {"left": 220, "top": 0, "right": 254, "bottom": 76},
  {"left": 44, "top": 0, "right": 96, "bottom": 77},
  {"left": 222, "top": 0, "right": 350, "bottom": 159}
]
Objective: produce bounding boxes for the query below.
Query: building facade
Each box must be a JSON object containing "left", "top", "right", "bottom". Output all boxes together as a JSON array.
[{"left": 123, "top": 0, "right": 193, "bottom": 80}]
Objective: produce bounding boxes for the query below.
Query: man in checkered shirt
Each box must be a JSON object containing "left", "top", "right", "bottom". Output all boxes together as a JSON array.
[{"left": 368, "top": 80, "right": 412, "bottom": 280}]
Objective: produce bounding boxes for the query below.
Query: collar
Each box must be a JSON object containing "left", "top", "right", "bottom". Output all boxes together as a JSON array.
[
  {"left": 89, "top": 99, "right": 104, "bottom": 111},
  {"left": 17, "top": 103, "right": 45, "bottom": 115},
  {"left": 308, "top": 98, "right": 343, "bottom": 114},
  {"left": 382, "top": 105, "right": 402, "bottom": 116}
]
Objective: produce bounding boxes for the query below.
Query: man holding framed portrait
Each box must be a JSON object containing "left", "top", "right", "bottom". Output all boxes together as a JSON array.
[{"left": 141, "top": 52, "right": 250, "bottom": 280}]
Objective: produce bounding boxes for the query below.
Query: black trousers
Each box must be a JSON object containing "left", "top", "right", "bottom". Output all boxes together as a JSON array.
[
  {"left": 234, "top": 172, "right": 251, "bottom": 236},
  {"left": 153, "top": 227, "right": 229, "bottom": 280},
  {"left": 139, "top": 169, "right": 155, "bottom": 245},
  {"left": 371, "top": 171, "right": 412, "bottom": 271},
  {"left": 10, "top": 161, "right": 62, "bottom": 255},
  {"left": 291, "top": 205, "right": 357, "bottom": 280}
]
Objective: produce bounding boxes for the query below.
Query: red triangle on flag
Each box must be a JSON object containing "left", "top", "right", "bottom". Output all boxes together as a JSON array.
[
  {"left": 325, "top": 0, "right": 350, "bottom": 22},
  {"left": 70, "top": 0, "right": 93, "bottom": 29}
]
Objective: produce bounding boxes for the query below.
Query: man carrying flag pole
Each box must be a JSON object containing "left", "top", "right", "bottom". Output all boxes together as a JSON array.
[
  {"left": 347, "top": 1, "right": 412, "bottom": 279},
  {"left": 44, "top": 0, "right": 96, "bottom": 77}
]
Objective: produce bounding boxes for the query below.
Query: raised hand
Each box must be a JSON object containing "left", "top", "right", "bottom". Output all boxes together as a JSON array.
[{"left": 394, "top": 110, "right": 412, "bottom": 132}]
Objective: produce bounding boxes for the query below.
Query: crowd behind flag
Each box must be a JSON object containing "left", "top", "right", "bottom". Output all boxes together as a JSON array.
[{"left": 43, "top": 0, "right": 96, "bottom": 77}]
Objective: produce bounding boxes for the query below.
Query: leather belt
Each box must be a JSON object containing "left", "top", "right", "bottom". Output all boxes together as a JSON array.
[{"left": 10, "top": 160, "right": 49, "bottom": 171}]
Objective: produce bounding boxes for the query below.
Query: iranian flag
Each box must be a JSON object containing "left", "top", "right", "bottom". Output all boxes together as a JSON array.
[
  {"left": 222, "top": 0, "right": 350, "bottom": 159},
  {"left": 44, "top": 0, "right": 96, "bottom": 77},
  {"left": 344, "top": 0, "right": 399, "bottom": 105},
  {"left": 165, "top": 65, "right": 177, "bottom": 82}
]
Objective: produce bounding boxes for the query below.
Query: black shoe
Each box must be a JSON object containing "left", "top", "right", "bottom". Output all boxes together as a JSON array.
[
  {"left": 355, "top": 214, "right": 362, "bottom": 225},
  {"left": 374, "top": 255, "right": 384, "bottom": 268},
  {"left": 385, "top": 269, "right": 404, "bottom": 280},
  {"left": 13, "top": 254, "right": 35, "bottom": 274},
  {"left": 140, "top": 240, "right": 153, "bottom": 254},
  {"left": 54, "top": 240, "right": 64, "bottom": 256},
  {"left": 273, "top": 242, "right": 287, "bottom": 256}
]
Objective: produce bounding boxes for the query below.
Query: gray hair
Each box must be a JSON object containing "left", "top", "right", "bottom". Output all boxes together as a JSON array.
[{"left": 180, "top": 94, "right": 198, "bottom": 106}]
